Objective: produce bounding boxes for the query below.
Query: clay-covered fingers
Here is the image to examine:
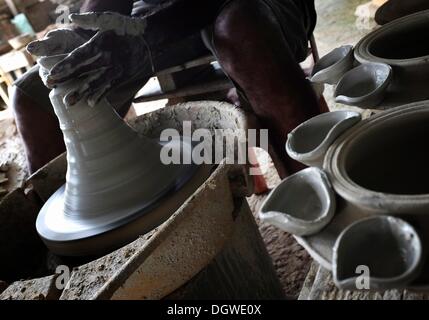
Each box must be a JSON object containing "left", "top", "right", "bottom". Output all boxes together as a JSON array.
[
  {"left": 37, "top": 54, "right": 69, "bottom": 88},
  {"left": 38, "top": 65, "right": 52, "bottom": 88},
  {"left": 63, "top": 66, "right": 123, "bottom": 107},
  {"left": 70, "top": 12, "right": 125, "bottom": 32},
  {"left": 48, "top": 31, "right": 112, "bottom": 85},
  {"left": 46, "top": 52, "right": 111, "bottom": 88},
  {"left": 27, "top": 29, "right": 87, "bottom": 57},
  {"left": 70, "top": 12, "right": 146, "bottom": 36}
]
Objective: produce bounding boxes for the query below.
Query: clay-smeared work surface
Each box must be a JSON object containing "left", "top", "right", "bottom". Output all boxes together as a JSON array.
[
  {"left": 299, "top": 262, "right": 429, "bottom": 300},
  {"left": 0, "top": 101, "right": 284, "bottom": 300},
  {"left": 0, "top": 275, "right": 61, "bottom": 300}
]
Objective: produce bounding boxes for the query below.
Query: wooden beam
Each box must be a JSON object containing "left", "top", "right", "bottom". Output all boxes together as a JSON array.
[
  {"left": 156, "top": 55, "right": 216, "bottom": 76},
  {"left": 4, "top": 0, "right": 19, "bottom": 16},
  {"left": 133, "top": 78, "right": 233, "bottom": 103}
]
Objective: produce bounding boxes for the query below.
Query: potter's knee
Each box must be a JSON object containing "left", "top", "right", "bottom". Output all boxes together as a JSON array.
[
  {"left": 213, "top": 0, "right": 278, "bottom": 64},
  {"left": 214, "top": 0, "right": 271, "bottom": 42},
  {"left": 10, "top": 85, "right": 25, "bottom": 117},
  {"left": 10, "top": 67, "right": 52, "bottom": 120},
  {"left": 10, "top": 84, "right": 38, "bottom": 122}
]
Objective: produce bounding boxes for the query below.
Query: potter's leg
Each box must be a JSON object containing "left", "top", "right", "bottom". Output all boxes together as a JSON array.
[
  {"left": 212, "top": 0, "right": 323, "bottom": 178},
  {"left": 143, "top": 0, "right": 227, "bottom": 48},
  {"left": 11, "top": 83, "right": 65, "bottom": 174}
]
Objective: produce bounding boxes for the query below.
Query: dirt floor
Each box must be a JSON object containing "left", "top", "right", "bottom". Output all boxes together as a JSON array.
[
  {"left": 0, "top": 111, "right": 28, "bottom": 199},
  {"left": 0, "top": 0, "right": 374, "bottom": 299}
]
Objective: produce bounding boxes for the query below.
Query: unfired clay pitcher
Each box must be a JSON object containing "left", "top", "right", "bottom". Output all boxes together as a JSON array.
[
  {"left": 333, "top": 216, "right": 422, "bottom": 290},
  {"left": 286, "top": 111, "right": 361, "bottom": 168},
  {"left": 311, "top": 45, "right": 354, "bottom": 85},
  {"left": 259, "top": 167, "right": 336, "bottom": 236},
  {"left": 36, "top": 55, "right": 200, "bottom": 256}
]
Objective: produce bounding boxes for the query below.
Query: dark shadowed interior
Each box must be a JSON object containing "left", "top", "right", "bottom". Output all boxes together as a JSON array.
[
  {"left": 336, "top": 220, "right": 415, "bottom": 280},
  {"left": 290, "top": 113, "right": 347, "bottom": 153},
  {"left": 369, "top": 20, "right": 429, "bottom": 60},
  {"left": 345, "top": 113, "right": 429, "bottom": 195}
]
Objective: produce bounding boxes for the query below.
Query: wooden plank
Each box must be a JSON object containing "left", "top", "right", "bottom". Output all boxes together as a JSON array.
[
  {"left": 0, "top": 68, "right": 13, "bottom": 86},
  {"left": 298, "top": 262, "right": 319, "bottom": 300},
  {"left": 156, "top": 55, "right": 216, "bottom": 76},
  {"left": 0, "top": 48, "right": 33, "bottom": 74},
  {"left": 302, "top": 264, "right": 429, "bottom": 300},
  {"left": 13, "top": 68, "right": 23, "bottom": 79},
  {"left": 157, "top": 73, "right": 177, "bottom": 92},
  {"left": 0, "top": 83, "right": 9, "bottom": 107},
  {"left": 5, "top": 0, "right": 18, "bottom": 16},
  {"left": 134, "top": 78, "right": 233, "bottom": 103},
  {"left": 307, "top": 266, "right": 383, "bottom": 300}
]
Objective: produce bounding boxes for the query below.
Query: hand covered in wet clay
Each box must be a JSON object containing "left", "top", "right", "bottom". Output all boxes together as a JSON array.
[
  {"left": 28, "top": 12, "right": 150, "bottom": 107},
  {"left": 27, "top": 27, "right": 90, "bottom": 88}
]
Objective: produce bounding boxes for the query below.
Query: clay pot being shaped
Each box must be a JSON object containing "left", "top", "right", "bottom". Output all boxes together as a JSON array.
[
  {"left": 334, "top": 62, "right": 392, "bottom": 108},
  {"left": 286, "top": 111, "right": 361, "bottom": 168},
  {"left": 259, "top": 167, "right": 336, "bottom": 236},
  {"left": 35, "top": 55, "right": 201, "bottom": 256},
  {"left": 324, "top": 101, "right": 429, "bottom": 215},
  {"left": 354, "top": 10, "right": 429, "bottom": 82},
  {"left": 311, "top": 45, "right": 354, "bottom": 85},
  {"left": 333, "top": 216, "right": 422, "bottom": 290}
]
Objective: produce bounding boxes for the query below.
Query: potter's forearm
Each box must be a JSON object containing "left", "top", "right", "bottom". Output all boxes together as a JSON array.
[
  {"left": 31, "top": 0, "right": 221, "bottom": 106},
  {"left": 80, "top": 0, "right": 135, "bottom": 15},
  {"left": 80, "top": 0, "right": 222, "bottom": 47}
]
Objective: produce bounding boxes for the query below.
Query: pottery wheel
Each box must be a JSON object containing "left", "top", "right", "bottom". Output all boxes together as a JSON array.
[{"left": 37, "top": 137, "right": 208, "bottom": 256}]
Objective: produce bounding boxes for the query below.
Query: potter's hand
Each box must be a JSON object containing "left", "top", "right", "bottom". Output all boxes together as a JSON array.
[
  {"left": 27, "top": 28, "right": 90, "bottom": 88},
  {"left": 27, "top": 28, "right": 89, "bottom": 56},
  {"left": 46, "top": 12, "right": 150, "bottom": 107}
]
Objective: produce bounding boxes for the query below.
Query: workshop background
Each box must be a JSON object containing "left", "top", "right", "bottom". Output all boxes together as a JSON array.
[{"left": 0, "top": 0, "right": 385, "bottom": 299}]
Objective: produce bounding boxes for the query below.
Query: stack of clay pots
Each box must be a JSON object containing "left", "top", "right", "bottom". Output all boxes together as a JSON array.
[
  {"left": 309, "top": 10, "right": 429, "bottom": 109},
  {"left": 260, "top": 10, "right": 429, "bottom": 291}
]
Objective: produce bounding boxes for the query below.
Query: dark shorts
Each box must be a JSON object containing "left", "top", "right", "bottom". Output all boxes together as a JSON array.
[
  {"left": 15, "top": 0, "right": 316, "bottom": 115},
  {"left": 253, "top": 0, "right": 316, "bottom": 61}
]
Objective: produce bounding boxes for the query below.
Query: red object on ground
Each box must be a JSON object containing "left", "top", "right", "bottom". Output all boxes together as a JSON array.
[{"left": 248, "top": 147, "right": 269, "bottom": 195}]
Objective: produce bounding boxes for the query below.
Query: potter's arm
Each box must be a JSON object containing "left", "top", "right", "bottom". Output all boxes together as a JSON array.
[
  {"left": 26, "top": 0, "right": 137, "bottom": 84},
  {"left": 28, "top": 0, "right": 136, "bottom": 55},
  {"left": 80, "top": 0, "right": 135, "bottom": 15},
  {"left": 28, "top": 0, "right": 225, "bottom": 106},
  {"left": 83, "top": 0, "right": 223, "bottom": 47},
  {"left": 78, "top": 0, "right": 223, "bottom": 46},
  {"left": 142, "top": 0, "right": 223, "bottom": 47}
]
